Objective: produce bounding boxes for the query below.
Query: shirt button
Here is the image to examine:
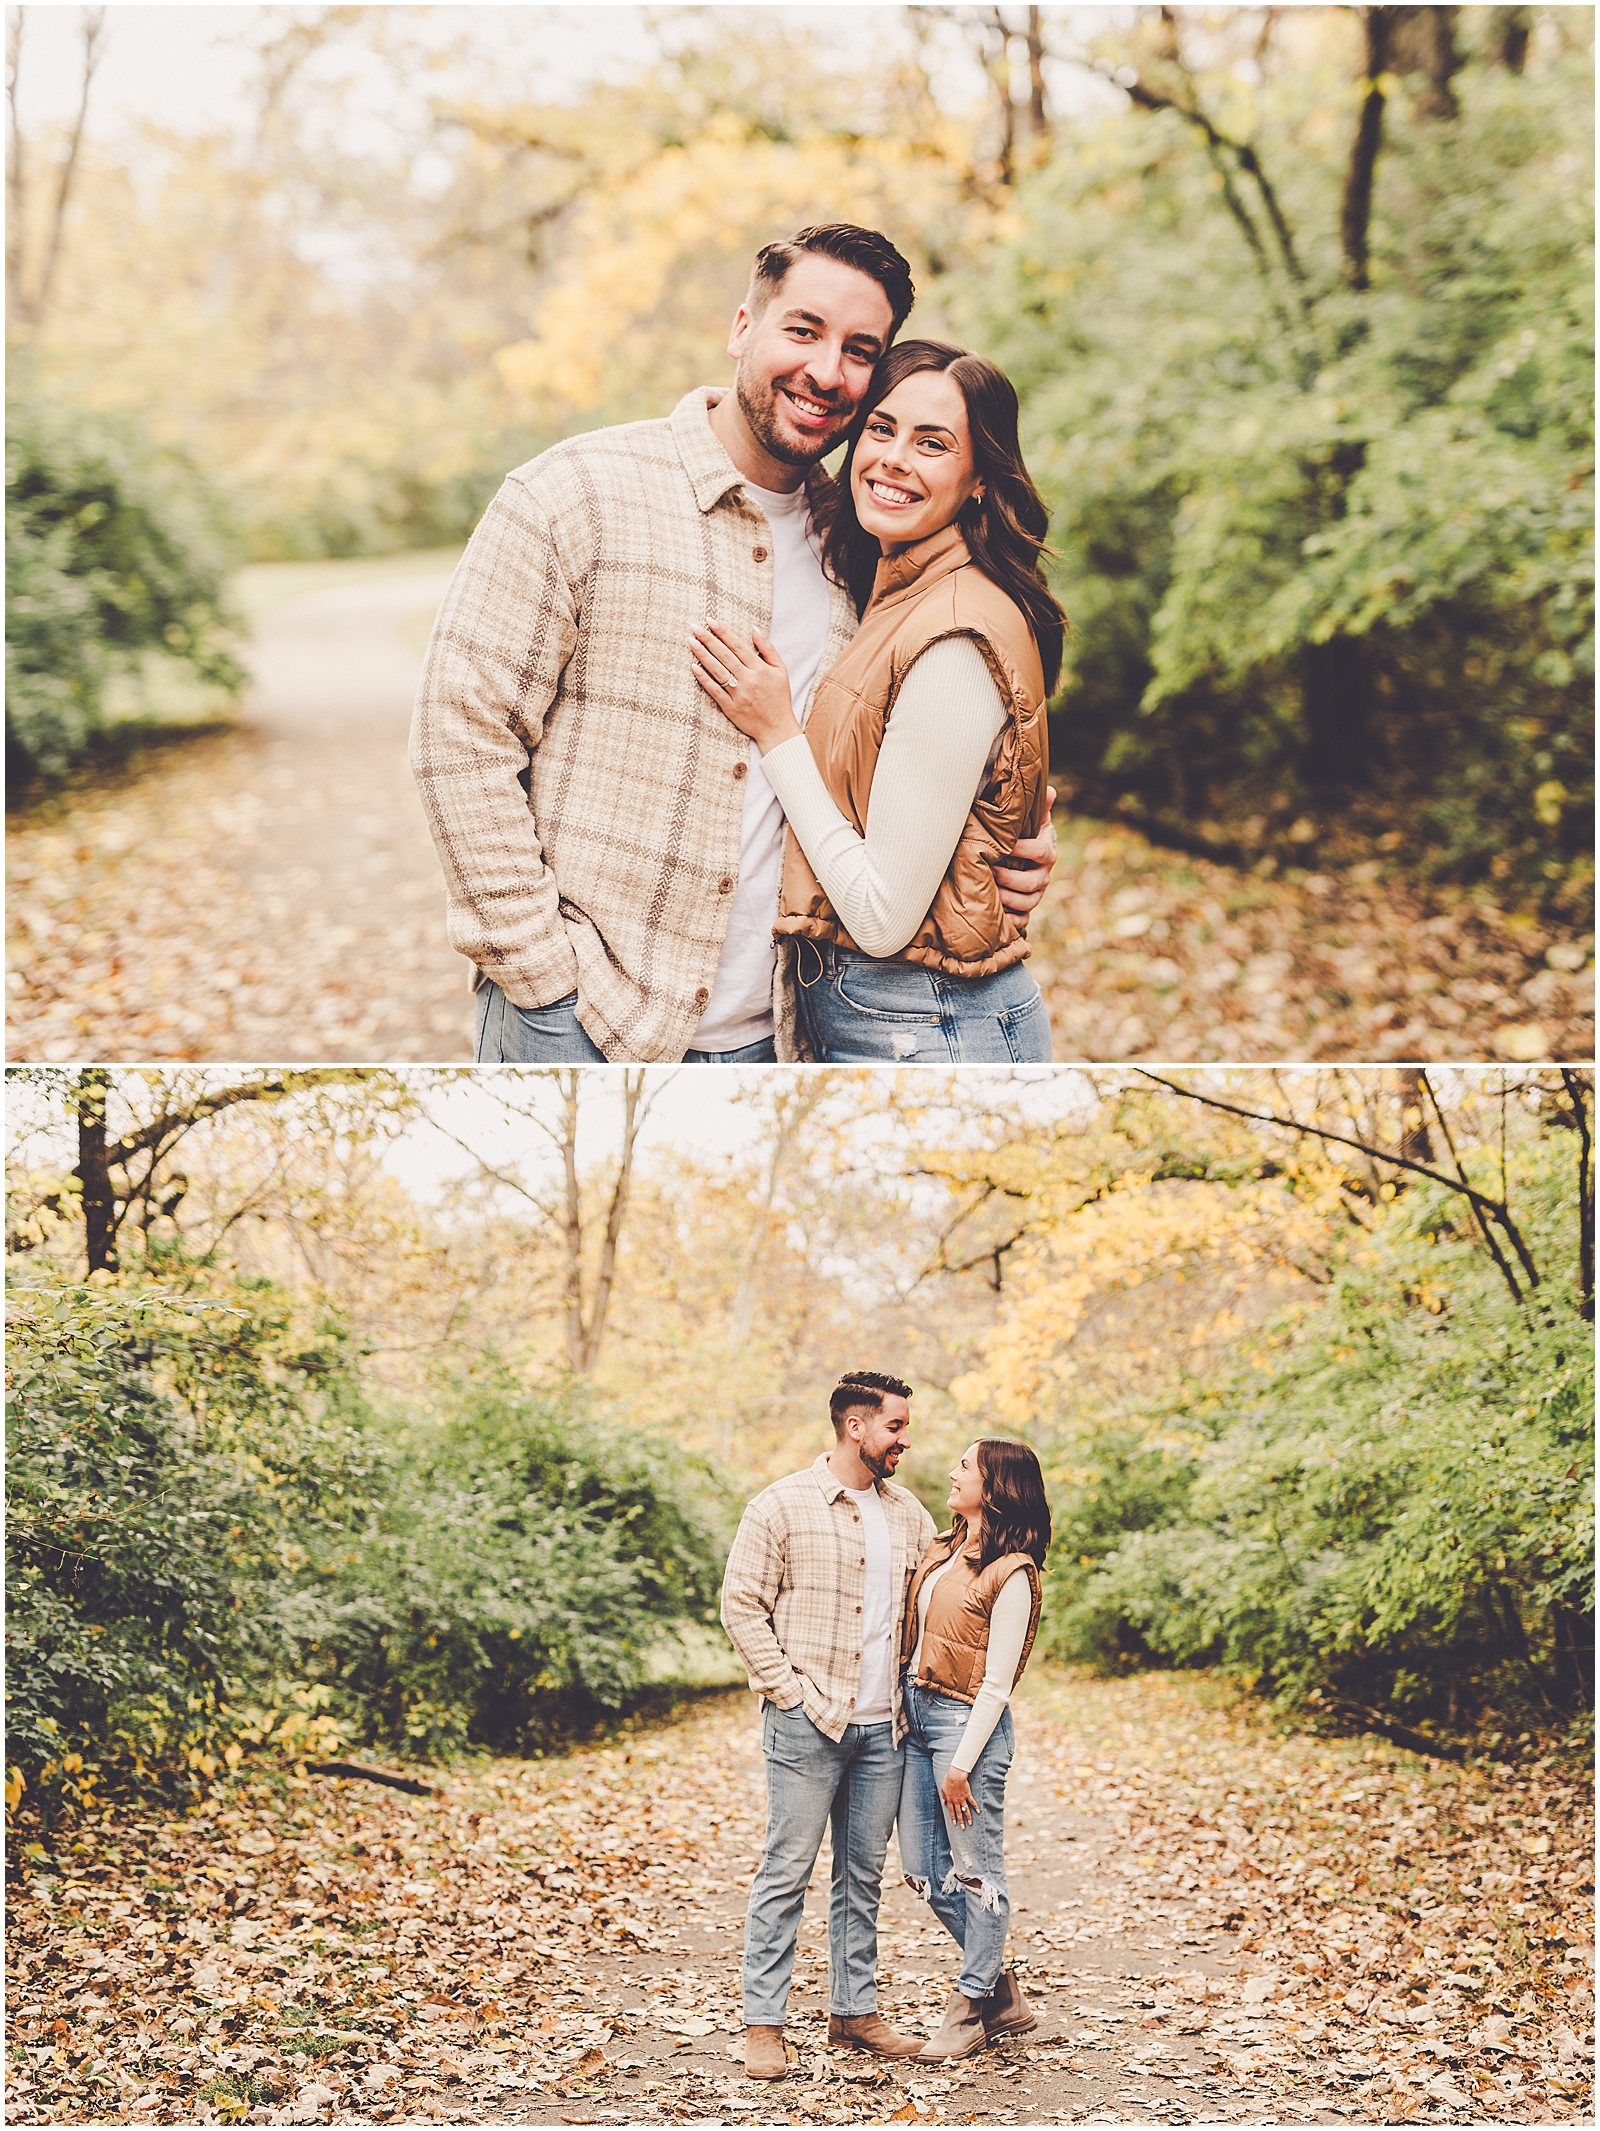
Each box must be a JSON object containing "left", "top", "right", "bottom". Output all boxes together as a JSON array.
[
  {"left": 753, "top": 546, "right": 768, "bottom": 562},
  {"left": 693, "top": 987, "right": 709, "bottom": 1005},
  {"left": 732, "top": 762, "right": 748, "bottom": 781},
  {"left": 855, "top": 1605, "right": 862, "bottom": 1614},
  {"left": 718, "top": 876, "right": 734, "bottom": 894}
]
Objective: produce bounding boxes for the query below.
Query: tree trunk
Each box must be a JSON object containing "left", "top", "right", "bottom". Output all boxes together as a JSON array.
[
  {"left": 77, "top": 1068, "right": 119, "bottom": 1274},
  {"left": 1301, "top": 632, "right": 1370, "bottom": 793},
  {"left": 559, "top": 1067, "right": 650, "bottom": 1375},
  {"left": 578, "top": 1070, "right": 647, "bottom": 1374},
  {"left": 1398, "top": 1067, "right": 1434, "bottom": 1165},
  {"left": 27, "top": 6, "right": 103, "bottom": 333},
  {"left": 1486, "top": 5, "right": 1531, "bottom": 71},
  {"left": 1550, "top": 1601, "right": 1595, "bottom": 1712},
  {"left": 1024, "top": 6, "right": 1049, "bottom": 156},
  {"left": 560, "top": 1073, "right": 587, "bottom": 1374},
  {"left": 1340, "top": 6, "right": 1398, "bottom": 291},
  {"left": 5, "top": 11, "right": 25, "bottom": 327},
  {"left": 1391, "top": 5, "right": 1460, "bottom": 119},
  {"left": 1560, "top": 1068, "right": 1593, "bottom": 1321}
]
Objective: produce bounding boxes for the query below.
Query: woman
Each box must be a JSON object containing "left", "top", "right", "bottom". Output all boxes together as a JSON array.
[
  {"left": 689, "top": 341, "right": 1067, "bottom": 1063},
  {"left": 897, "top": 1438, "right": 1051, "bottom": 2063}
]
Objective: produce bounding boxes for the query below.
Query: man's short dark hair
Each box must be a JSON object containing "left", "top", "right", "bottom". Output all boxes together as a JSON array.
[
  {"left": 830, "top": 1369, "right": 913, "bottom": 1432},
  {"left": 748, "top": 224, "right": 916, "bottom": 337}
]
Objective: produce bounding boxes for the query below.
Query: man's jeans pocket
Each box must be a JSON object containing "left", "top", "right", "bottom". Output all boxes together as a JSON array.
[{"left": 474, "top": 981, "right": 607, "bottom": 1063}]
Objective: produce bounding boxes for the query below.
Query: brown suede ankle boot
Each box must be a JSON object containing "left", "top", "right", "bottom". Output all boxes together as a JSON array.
[
  {"left": 980, "top": 1967, "right": 1037, "bottom": 2041},
  {"left": 915, "top": 1988, "right": 988, "bottom": 2063},
  {"left": 827, "top": 2011, "right": 923, "bottom": 2058},
  {"left": 744, "top": 2025, "right": 788, "bottom": 2079}
]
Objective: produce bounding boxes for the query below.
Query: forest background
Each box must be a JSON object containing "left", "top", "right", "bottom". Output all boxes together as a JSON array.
[
  {"left": 6, "top": 1062, "right": 1592, "bottom": 1823},
  {"left": 5, "top": 0, "right": 1593, "bottom": 922}
]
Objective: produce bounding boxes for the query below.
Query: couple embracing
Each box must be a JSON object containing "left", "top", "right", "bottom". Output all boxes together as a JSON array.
[
  {"left": 720, "top": 1371, "right": 1052, "bottom": 2077},
  {"left": 411, "top": 222, "right": 1067, "bottom": 1065}
]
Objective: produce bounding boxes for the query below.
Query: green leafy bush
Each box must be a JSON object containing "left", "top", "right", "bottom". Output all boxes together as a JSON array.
[
  {"left": 5, "top": 1286, "right": 732, "bottom": 1801},
  {"left": 963, "top": 48, "right": 1594, "bottom": 902},
  {"left": 1039, "top": 1147, "right": 1594, "bottom": 1729},
  {"left": 290, "top": 1370, "right": 735, "bottom": 1758},
  {"left": 5, "top": 390, "right": 246, "bottom": 777},
  {"left": 5, "top": 1286, "right": 377, "bottom": 1801}
]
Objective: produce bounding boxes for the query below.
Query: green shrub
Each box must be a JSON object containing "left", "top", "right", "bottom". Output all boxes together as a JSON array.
[
  {"left": 5, "top": 390, "right": 246, "bottom": 777},
  {"left": 1039, "top": 1148, "right": 1594, "bottom": 1727},
  {"left": 291, "top": 1369, "right": 734, "bottom": 1758},
  {"left": 5, "top": 1285, "right": 377, "bottom": 1801},
  {"left": 4, "top": 1285, "right": 733, "bottom": 1803}
]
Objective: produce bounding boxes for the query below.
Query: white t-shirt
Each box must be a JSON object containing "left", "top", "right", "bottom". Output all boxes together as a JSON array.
[
  {"left": 688, "top": 479, "right": 832, "bottom": 1054},
  {"left": 843, "top": 1483, "right": 895, "bottom": 1725}
]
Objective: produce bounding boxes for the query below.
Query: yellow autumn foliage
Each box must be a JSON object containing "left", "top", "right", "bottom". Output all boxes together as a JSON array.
[{"left": 494, "top": 116, "right": 986, "bottom": 430}]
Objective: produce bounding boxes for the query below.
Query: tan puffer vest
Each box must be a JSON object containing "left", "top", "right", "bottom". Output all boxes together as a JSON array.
[
  {"left": 900, "top": 1529, "right": 1043, "bottom": 1706},
  {"left": 773, "top": 524, "right": 1050, "bottom": 978}
]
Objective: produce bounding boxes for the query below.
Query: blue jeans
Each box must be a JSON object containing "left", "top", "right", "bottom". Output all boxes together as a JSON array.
[
  {"left": 473, "top": 982, "right": 777, "bottom": 1064},
  {"left": 798, "top": 944, "right": 1052, "bottom": 1063},
  {"left": 742, "top": 1702, "right": 902, "bottom": 2026},
  {"left": 897, "top": 1681, "right": 1014, "bottom": 1999}
]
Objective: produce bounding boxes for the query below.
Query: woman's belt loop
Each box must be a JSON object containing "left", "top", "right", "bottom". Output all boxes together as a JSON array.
[{"left": 797, "top": 937, "right": 826, "bottom": 990}]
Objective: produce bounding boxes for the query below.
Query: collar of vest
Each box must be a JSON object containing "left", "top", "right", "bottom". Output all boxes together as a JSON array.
[{"left": 869, "top": 523, "right": 971, "bottom": 610}]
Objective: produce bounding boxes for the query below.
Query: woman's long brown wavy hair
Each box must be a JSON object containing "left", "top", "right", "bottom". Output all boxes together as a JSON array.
[
  {"left": 821, "top": 340, "right": 1068, "bottom": 693},
  {"left": 949, "top": 1438, "right": 1052, "bottom": 1573}
]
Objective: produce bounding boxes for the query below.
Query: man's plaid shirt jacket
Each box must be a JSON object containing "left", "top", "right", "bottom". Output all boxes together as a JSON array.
[
  {"left": 720, "top": 1454, "right": 937, "bottom": 1744},
  {"left": 409, "top": 388, "right": 858, "bottom": 1063}
]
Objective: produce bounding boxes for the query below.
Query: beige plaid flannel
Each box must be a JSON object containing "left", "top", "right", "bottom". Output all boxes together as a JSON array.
[
  {"left": 409, "top": 388, "right": 858, "bottom": 1063},
  {"left": 720, "top": 1453, "right": 937, "bottom": 1744}
]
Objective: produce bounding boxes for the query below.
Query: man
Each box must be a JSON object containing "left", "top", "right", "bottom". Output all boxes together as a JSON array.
[
  {"left": 410, "top": 223, "right": 1058, "bottom": 1064},
  {"left": 720, "top": 1370, "right": 936, "bottom": 2079}
]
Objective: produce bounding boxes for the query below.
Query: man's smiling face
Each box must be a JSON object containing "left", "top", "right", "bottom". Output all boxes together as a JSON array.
[{"left": 728, "top": 252, "right": 895, "bottom": 470}]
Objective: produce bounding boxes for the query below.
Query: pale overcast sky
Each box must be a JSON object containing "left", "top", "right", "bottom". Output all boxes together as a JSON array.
[
  {"left": 8, "top": 5, "right": 952, "bottom": 141},
  {"left": 384, "top": 1064, "right": 1089, "bottom": 1203}
]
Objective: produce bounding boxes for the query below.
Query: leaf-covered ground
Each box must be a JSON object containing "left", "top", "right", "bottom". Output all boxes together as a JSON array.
[
  {"left": 5, "top": 562, "right": 469, "bottom": 1067},
  {"left": 7, "top": 1672, "right": 1592, "bottom": 2128},
  {"left": 1029, "top": 822, "right": 1594, "bottom": 1065},
  {"left": 6, "top": 561, "right": 1591, "bottom": 1066}
]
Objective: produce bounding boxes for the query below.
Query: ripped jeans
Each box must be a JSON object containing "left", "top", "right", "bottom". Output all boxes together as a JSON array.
[
  {"left": 897, "top": 1680, "right": 1013, "bottom": 1999},
  {"left": 797, "top": 944, "right": 1052, "bottom": 1064}
]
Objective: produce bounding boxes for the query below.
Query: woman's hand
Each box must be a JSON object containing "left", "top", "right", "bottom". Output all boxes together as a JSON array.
[
  {"left": 690, "top": 622, "right": 802, "bottom": 754},
  {"left": 942, "top": 1767, "right": 978, "bottom": 1828},
  {"left": 992, "top": 785, "right": 1058, "bottom": 932}
]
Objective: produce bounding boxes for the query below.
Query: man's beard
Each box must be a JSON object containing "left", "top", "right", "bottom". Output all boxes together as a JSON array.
[
  {"left": 860, "top": 1442, "right": 898, "bottom": 1482},
  {"left": 736, "top": 365, "right": 845, "bottom": 468}
]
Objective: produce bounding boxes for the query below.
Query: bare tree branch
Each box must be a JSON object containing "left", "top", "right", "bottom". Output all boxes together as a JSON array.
[
  {"left": 28, "top": 5, "right": 103, "bottom": 332},
  {"left": 1124, "top": 76, "right": 1308, "bottom": 297},
  {"left": 1417, "top": 1071, "right": 1539, "bottom": 1299},
  {"left": 1132, "top": 1069, "right": 1541, "bottom": 1308}
]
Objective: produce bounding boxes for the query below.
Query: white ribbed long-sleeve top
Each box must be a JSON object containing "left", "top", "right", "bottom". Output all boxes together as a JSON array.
[
  {"left": 907, "top": 1557, "right": 1033, "bottom": 1775},
  {"left": 761, "top": 635, "right": 1007, "bottom": 957}
]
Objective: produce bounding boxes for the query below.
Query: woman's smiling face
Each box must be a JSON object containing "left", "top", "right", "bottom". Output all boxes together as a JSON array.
[
  {"left": 850, "top": 369, "right": 982, "bottom": 552},
  {"left": 947, "top": 1442, "right": 986, "bottom": 1524}
]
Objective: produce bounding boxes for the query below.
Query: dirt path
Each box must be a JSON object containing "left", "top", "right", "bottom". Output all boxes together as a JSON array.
[
  {"left": 5, "top": 557, "right": 1593, "bottom": 1065},
  {"left": 8, "top": 1673, "right": 1592, "bottom": 2129},
  {"left": 6, "top": 561, "right": 473, "bottom": 1064}
]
